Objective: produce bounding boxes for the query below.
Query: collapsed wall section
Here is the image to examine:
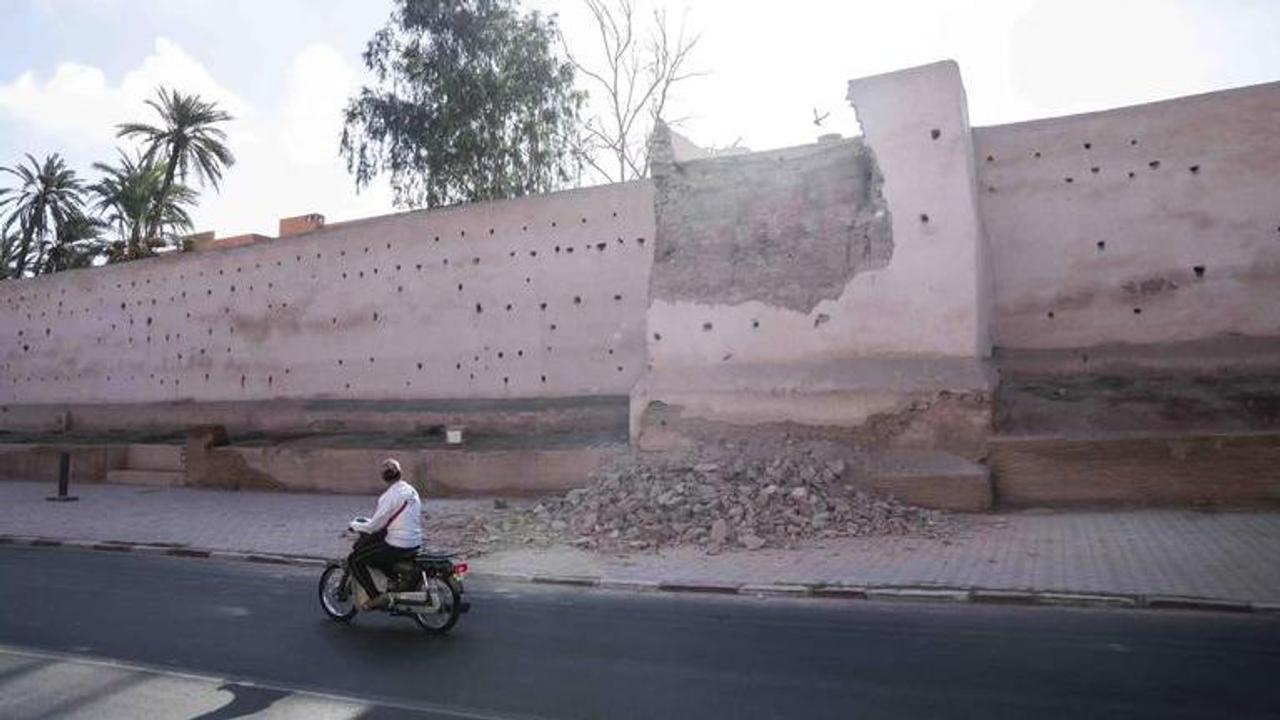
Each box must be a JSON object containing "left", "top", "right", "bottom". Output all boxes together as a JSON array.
[
  {"left": 0, "top": 182, "right": 655, "bottom": 423},
  {"left": 634, "top": 62, "right": 995, "bottom": 482},
  {"left": 976, "top": 80, "right": 1280, "bottom": 358}
]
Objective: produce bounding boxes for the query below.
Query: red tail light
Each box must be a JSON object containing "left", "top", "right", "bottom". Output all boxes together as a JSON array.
[{"left": 453, "top": 562, "right": 469, "bottom": 576}]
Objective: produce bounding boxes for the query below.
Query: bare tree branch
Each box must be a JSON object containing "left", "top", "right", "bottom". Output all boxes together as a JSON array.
[{"left": 563, "top": 0, "right": 701, "bottom": 184}]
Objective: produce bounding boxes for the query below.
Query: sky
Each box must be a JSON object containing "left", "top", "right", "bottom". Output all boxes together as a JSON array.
[{"left": 1, "top": 0, "right": 1277, "bottom": 238}]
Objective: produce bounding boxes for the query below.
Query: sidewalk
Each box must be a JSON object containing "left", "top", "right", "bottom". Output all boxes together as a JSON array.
[{"left": 2, "top": 481, "right": 1279, "bottom": 608}]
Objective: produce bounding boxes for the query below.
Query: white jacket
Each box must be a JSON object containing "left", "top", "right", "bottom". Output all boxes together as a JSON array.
[{"left": 350, "top": 480, "right": 422, "bottom": 549}]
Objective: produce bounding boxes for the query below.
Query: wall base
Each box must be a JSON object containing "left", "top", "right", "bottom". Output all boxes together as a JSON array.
[{"left": 989, "top": 431, "right": 1280, "bottom": 507}]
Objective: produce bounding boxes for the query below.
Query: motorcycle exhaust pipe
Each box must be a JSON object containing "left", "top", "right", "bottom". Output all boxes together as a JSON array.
[{"left": 388, "top": 591, "right": 430, "bottom": 607}]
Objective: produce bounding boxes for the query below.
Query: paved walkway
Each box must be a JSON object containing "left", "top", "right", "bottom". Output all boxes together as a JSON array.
[{"left": 2, "top": 481, "right": 1278, "bottom": 605}]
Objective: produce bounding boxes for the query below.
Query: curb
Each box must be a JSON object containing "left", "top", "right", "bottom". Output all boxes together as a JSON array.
[{"left": 2, "top": 534, "right": 1276, "bottom": 615}]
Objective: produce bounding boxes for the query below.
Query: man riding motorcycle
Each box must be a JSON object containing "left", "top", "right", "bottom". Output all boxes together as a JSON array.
[{"left": 347, "top": 458, "right": 422, "bottom": 611}]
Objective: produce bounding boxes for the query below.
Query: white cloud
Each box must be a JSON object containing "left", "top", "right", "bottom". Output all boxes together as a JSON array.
[
  {"left": 280, "top": 43, "right": 357, "bottom": 165},
  {"left": 0, "top": 37, "right": 249, "bottom": 148},
  {"left": 0, "top": 36, "right": 392, "bottom": 238}
]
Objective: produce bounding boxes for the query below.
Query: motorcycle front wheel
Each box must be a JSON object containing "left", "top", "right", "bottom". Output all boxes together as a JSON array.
[
  {"left": 318, "top": 563, "right": 358, "bottom": 622},
  {"left": 412, "top": 576, "right": 462, "bottom": 634}
]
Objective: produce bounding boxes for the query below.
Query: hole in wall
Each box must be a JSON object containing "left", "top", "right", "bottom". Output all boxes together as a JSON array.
[
  {"left": 920, "top": 213, "right": 930, "bottom": 222},
  {"left": 1064, "top": 177, "right": 1074, "bottom": 184},
  {"left": 1090, "top": 167, "right": 1100, "bottom": 174},
  {"left": 653, "top": 332, "right": 662, "bottom": 341},
  {"left": 1133, "top": 307, "right": 1142, "bottom": 315},
  {"left": 1127, "top": 171, "right": 1136, "bottom": 179},
  {"left": 1047, "top": 311, "right": 1055, "bottom": 319},
  {"left": 986, "top": 155, "right": 995, "bottom": 163},
  {"left": 702, "top": 322, "right": 713, "bottom": 331},
  {"left": 1034, "top": 151, "right": 1041, "bottom": 158},
  {"left": 1083, "top": 142, "right": 1092, "bottom": 150},
  {"left": 1097, "top": 241, "right": 1106, "bottom": 251},
  {"left": 1193, "top": 265, "right": 1205, "bottom": 278},
  {"left": 1148, "top": 160, "right": 1161, "bottom": 169},
  {"left": 1189, "top": 165, "right": 1201, "bottom": 174},
  {"left": 930, "top": 128, "right": 941, "bottom": 140}
]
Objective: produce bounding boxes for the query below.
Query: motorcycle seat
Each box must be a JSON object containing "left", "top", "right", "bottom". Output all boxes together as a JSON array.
[{"left": 416, "top": 551, "right": 460, "bottom": 561}]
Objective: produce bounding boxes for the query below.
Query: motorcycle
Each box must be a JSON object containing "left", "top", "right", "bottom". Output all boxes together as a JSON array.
[{"left": 318, "top": 519, "right": 471, "bottom": 634}]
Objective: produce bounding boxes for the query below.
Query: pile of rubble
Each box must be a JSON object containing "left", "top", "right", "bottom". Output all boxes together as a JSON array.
[{"left": 443, "top": 447, "right": 955, "bottom": 554}]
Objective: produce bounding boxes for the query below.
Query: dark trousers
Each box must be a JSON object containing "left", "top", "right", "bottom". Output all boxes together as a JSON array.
[{"left": 348, "top": 535, "right": 418, "bottom": 598}]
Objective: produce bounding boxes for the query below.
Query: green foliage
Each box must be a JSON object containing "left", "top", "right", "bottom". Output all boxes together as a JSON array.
[
  {"left": 341, "top": 0, "right": 584, "bottom": 208},
  {"left": 44, "top": 214, "right": 108, "bottom": 274},
  {"left": 0, "top": 153, "right": 90, "bottom": 278},
  {"left": 91, "top": 150, "right": 197, "bottom": 261},
  {"left": 117, "top": 87, "right": 234, "bottom": 233}
]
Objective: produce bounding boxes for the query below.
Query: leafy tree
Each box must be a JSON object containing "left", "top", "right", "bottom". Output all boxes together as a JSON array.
[
  {"left": 0, "top": 153, "right": 88, "bottom": 278},
  {"left": 116, "top": 87, "right": 234, "bottom": 227},
  {"left": 90, "top": 150, "right": 197, "bottom": 261},
  {"left": 341, "top": 0, "right": 584, "bottom": 208}
]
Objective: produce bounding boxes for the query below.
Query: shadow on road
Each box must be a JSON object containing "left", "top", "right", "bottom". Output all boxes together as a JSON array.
[{"left": 189, "top": 682, "right": 290, "bottom": 720}]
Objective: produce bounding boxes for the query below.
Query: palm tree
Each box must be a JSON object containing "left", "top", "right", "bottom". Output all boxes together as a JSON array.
[
  {"left": 0, "top": 229, "right": 16, "bottom": 279},
  {"left": 41, "top": 214, "right": 107, "bottom": 274},
  {"left": 116, "top": 87, "right": 235, "bottom": 226},
  {"left": 90, "top": 150, "right": 197, "bottom": 261},
  {"left": 0, "top": 153, "right": 87, "bottom": 278}
]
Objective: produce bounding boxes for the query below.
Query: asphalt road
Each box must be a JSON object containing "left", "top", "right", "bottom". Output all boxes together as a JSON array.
[{"left": 0, "top": 546, "right": 1278, "bottom": 720}]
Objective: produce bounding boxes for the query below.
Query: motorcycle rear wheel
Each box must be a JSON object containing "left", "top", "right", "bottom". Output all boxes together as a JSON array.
[
  {"left": 319, "top": 564, "right": 358, "bottom": 622},
  {"left": 412, "top": 576, "right": 462, "bottom": 634}
]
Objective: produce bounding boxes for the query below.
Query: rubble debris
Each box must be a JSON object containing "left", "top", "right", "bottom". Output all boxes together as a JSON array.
[{"left": 433, "top": 446, "right": 955, "bottom": 555}]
